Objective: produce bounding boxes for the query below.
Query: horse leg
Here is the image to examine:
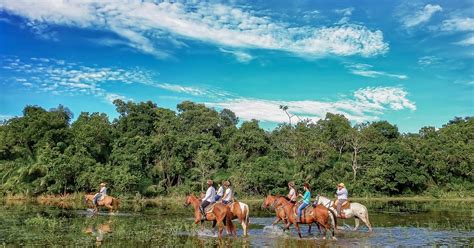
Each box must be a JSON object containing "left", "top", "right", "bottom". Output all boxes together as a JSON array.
[
  {"left": 212, "top": 220, "right": 217, "bottom": 234},
  {"left": 354, "top": 217, "right": 360, "bottom": 231},
  {"left": 308, "top": 224, "right": 311, "bottom": 234},
  {"left": 217, "top": 218, "right": 223, "bottom": 239},
  {"left": 272, "top": 217, "right": 281, "bottom": 225},
  {"left": 295, "top": 223, "right": 302, "bottom": 238},
  {"left": 361, "top": 213, "right": 372, "bottom": 232}
]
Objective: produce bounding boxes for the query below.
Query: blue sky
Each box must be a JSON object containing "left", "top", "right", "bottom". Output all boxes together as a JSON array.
[{"left": 0, "top": 0, "right": 473, "bottom": 133}]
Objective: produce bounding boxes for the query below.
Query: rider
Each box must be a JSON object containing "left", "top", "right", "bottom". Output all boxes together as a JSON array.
[
  {"left": 336, "top": 182, "right": 348, "bottom": 217},
  {"left": 215, "top": 181, "right": 224, "bottom": 201},
  {"left": 221, "top": 181, "right": 233, "bottom": 205},
  {"left": 297, "top": 182, "right": 311, "bottom": 223},
  {"left": 287, "top": 181, "right": 297, "bottom": 204},
  {"left": 93, "top": 182, "right": 107, "bottom": 206},
  {"left": 200, "top": 179, "right": 216, "bottom": 220}
]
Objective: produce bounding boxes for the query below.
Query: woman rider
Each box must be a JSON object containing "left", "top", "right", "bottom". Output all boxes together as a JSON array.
[
  {"left": 297, "top": 182, "right": 311, "bottom": 223},
  {"left": 287, "top": 181, "right": 297, "bottom": 204},
  {"left": 215, "top": 181, "right": 224, "bottom": 201},
  {"left": 221, "top": 181, "right": 233, "bottom": 205}
]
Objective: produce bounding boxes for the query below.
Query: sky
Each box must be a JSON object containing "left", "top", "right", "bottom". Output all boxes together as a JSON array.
[{"left": 0, "top": 0, "right": 473, "bottom": 133}]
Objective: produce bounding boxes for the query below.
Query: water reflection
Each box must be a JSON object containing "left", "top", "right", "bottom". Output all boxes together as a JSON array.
[
  {"left": 0, "top": 199, "right": 473, "bottom": 247},
  {"left": 84, "top": 221, "right": 113, "bottom": 246}
]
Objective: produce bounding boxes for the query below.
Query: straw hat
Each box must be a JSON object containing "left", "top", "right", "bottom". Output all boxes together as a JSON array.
[
  {"left": 337, "top": 182, "right": 345, "bottom": 188},
  {"left": 223, "top": 181, "right": 230, "bottom": 187},
  {"left": 207, "top": 179, "right": 213, "bottom": 185},
  {"left": 100, "top": 182, "right": 106, "bottom": 186},
  {"left": 288, "top": 181, "right": 295, "bottom": 188}
]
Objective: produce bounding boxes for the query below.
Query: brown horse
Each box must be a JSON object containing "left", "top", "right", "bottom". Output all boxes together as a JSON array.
[
  {"left": 262, "top": 194, "right": 316, "bottom": 234},
  {"left": 226, "top": 201, "right": 250, "bottom": 236},
  {"left": 274, "top": 197, "right": 337, "bottom": 239},
  {"left": 84, "top": 194, "right": 120, "bottom": 214},
  {"left": 184, "top": 194, "right": 236, "bottom": 239}
]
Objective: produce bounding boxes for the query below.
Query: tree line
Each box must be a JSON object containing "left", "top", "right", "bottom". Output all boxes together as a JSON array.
[{"left": 0, "top": 100, "right": 472, "bottom": 197}]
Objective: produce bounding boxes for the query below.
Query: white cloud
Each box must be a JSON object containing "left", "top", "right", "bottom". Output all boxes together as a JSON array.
[
  {"left": 104, "top": 93, "right": 132, "bottom": 103},
  {"left": 208, "top": 87, "right": 416, "bottom": 124},
  {"left": 440, "top": 17, "right": 474, "bottom": 32},
  {"left": 402, "top": 4, "right": 442, "bottom": 28},
  {"left": 0, "top": 114, "right": 15, "bottom": 122},
  {"left": 0, "top": 1, "right": 389, "bottom": 58},
  {"left": 155, "top": 83, "right": 206, "bottom": 96},
  {"left": 335, "top": 7, "right": 354, "bottom": 16},
  {"left": 219, "top": 48, "right": 253, "bottom": 63},
  {"left": 346, "top": 63, "right": 408, "bottom": 80},
  {"left": 418, "top": 56, "right": 441, "bottom": 66},
  {"left": 455, "top": 36, "right": 474, "bottom": 46}
]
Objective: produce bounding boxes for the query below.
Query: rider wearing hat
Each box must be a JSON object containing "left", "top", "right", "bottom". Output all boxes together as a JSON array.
[
  {"left": 221, "top": 181, "right": 233, "bottom": 205},
  {"left": 93, "top": 182, "right": 107, "bottom": 206},
  {"left": 336, "top": 182, "right": 348, "bottom": 217},
  {"left": 200, "top": 179, "right": 216, "bottom": 220}
]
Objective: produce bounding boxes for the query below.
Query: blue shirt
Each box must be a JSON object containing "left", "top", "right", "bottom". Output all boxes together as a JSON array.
[{"left": 302, "top": 190, "right": 311, "bottom": 204}]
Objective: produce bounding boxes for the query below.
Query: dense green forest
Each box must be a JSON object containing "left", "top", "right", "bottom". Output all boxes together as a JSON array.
[{"left": 0, "top": 100, "right": 472, "bottom": 197}]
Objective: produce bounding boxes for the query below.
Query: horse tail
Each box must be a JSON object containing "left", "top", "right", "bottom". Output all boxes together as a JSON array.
[
  {"left": 244, "top": 204, "right": 250, "bottom": 225},
  {"left": 225, "top": 207, "right": 236, "bottom": 236},
  {"left": 362, "top": 204, "right": 372, "bottom": 229},
  {"left": 113, "top": 198, "right": 120, "bottom": 212},
  {"left": 328, "top": 208, "right": 337, "bottom": 231}
]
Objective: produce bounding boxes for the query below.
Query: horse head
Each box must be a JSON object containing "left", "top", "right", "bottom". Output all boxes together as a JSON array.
[{"left": 262, "top": 194, "right": 276, "bottom": 209}]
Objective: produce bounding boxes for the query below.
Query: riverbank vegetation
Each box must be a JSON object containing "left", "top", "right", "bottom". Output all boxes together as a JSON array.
[{"left": 0, "top": 100, "right": 472, "bottom": 198}]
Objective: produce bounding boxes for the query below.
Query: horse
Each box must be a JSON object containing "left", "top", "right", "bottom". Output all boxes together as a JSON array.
[
  {"left": 313, "top": 195, "right": 372, "bottom": 232},
  {"left": 184, "top": 194, "right": 236, "bottom": 239},
  {"left": 84, "top": 194, "right": 120, "bottom": 214},
  {"left": 226, "top": 200, "right": 250, "bottom": 236},
  {"left": 274, "top": 197, "right": 337, "bottom": 239},
  {"left": 262, "top": 194, "right": 288, "bottom": 226}
]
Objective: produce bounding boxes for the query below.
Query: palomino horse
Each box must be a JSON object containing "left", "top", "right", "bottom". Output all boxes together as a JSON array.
[
  {"left": 84, "top": 194, "right": 120, "bottom": 214},
  {"left": 227, "top": 200, "right": 250, "bottom": 236},
  {"left": 274, "top": 197, "right": 337, "bottom": 239},
  {"left": 184, "top": 194, "right": 236, "bottom": 239},
  {"left": 313, "top": 195, "right": 372, "bottom": 232}
]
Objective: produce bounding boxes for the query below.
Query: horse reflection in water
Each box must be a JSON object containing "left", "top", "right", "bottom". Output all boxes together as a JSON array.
[{"left": 84, "top": 222, "right": 113, "bottom": 246}]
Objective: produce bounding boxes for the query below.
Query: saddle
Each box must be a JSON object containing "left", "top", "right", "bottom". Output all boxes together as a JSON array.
[
  {"left": 204, "top": 203, "right": 217, "bottom": 213},
  {"left": 332, "top": 200, "right": 351, "bottom": 210},
  {"left": 293, "top": 202, "right": 314, "bottom": 217}
]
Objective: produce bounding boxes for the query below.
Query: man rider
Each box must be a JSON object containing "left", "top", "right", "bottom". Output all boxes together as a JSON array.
[
  {"left": 93, "top": 182, "right": 107, "bottom": 206},
  {"left": 200, "top": 179, "right": 216, "bottom": 220},
  {"left": 336, "top": 182, "right": 348, "bottom": 217}
]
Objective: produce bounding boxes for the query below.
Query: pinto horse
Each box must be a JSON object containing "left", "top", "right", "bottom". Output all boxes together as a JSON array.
[
  {"left": 227, "top": 201, "right": 250, "bottom": 236},
  {"left": 184, "top": 194, "right": 236, "bottom": 239},
  {"left": 84, "top": 194, "right": 120, "bottom": 214},
  {"left": 274, "top": 197, "right": 337, "bottom": 239}
]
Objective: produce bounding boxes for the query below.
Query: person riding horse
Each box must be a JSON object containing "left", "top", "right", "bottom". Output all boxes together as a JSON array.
[
  {"left": 93, "top": 182, "right": 107, "bottom": 206},
  {"left": 335, "top": 182, "right": 348, "bottom": 218},
  {"left": 200, "top": 179, "right": 216, "bottom": 220},
  {"left": 221, "top": 181, "right": 233, "bottom": 205},
  {"left": 297, "top": 182, "right": 311, "bottom": 223},
  {"left": 215, "top": 181, "right": 224, "bottom": 201},
  {"left": 287, "top": 181, "right": 297, "bottom": 204}
]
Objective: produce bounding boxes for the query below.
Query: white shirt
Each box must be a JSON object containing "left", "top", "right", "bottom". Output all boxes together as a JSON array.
[
  {"left": 288, "top": 188, "right": 296, "bottom": 201},
  {"left": 223, "top": 188, "right": 233, "bottom": 201},
  {"left": 337, "top": 188, "right": 348, "bottom": 200},
  {"left": 203, "top": 186, "right": 216, "bottom": 203},
  {"left": 216, "top": 186, "right": 224, "bottom": 196},
  {"left": 99, "top": 187, "right": 107, "bottom": 196}
]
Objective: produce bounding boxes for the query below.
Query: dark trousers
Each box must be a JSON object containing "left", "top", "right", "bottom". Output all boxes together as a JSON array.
[{"left": 200, "top": 201, "right": 210, "bottom": 216}]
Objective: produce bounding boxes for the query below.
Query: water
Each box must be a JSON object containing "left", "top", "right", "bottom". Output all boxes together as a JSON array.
[{"left": 0, "top": 199, "right": 472, "bottom": 247}]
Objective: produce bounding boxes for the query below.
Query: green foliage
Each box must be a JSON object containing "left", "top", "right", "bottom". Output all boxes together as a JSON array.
[{"left": 0, "top": 102, "right": 472, "bottom": 197}]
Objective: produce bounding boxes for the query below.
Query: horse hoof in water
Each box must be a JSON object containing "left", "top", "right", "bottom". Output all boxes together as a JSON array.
[{"left": 332, "top": 237, "right": 337, "bottom": 240}]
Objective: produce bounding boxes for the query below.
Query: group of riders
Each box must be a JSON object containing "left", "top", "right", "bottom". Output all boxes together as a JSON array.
[
  {"left": 200, "top": 179, "right": 234, "bottom": 220},
  {"left": 286, "top": 181, "right": 348, "bottom": 222}
]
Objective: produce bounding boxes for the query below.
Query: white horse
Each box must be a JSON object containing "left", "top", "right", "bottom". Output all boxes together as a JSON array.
[{"left": 314, "top": 195, "right": 372, "bottom": 232}]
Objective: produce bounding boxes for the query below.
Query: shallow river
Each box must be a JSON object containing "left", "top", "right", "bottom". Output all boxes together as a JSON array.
[{"left": 0, "top": 199, "right": 472, "bottom": 247}]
